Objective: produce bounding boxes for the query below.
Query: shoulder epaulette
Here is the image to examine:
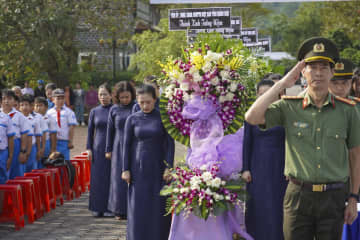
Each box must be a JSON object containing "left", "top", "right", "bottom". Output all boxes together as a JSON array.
[
  {"left": 351, "top": 97, "right": 360, "bottom": 103},
  {"left": 281, "top": 95, "right": 304, "bottom": 100},
  {"left": 335, "top": 96, "right": 356, "bottom": 106}
]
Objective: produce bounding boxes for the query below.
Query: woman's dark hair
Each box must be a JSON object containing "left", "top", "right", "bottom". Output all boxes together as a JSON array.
[
  {"left": 2, "top": 89, "right": 16, "bottom": 99},
  {"left": 144, "top": 75, "right": 159, "bottom": 88},
  {"left": 98, "top": 83, "right": 112, "bottom": 95},
  {"left": 35, "top": 96, "right": 48, "bottom": 107},
  {"left": 256, "top": 80, "right": 275, "bottom": 93},
  {"left": 20, "top": 94, "right": 34, "bottom": 104},
  {"left": 137, "top": 84, "right": 157, "bottom": 99},
  {"left": 114, "top": 81, "right": 136, "bottom": 103}
]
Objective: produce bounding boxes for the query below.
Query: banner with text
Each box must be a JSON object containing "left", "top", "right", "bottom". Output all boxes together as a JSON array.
[{"left": 169, "top": 7, "right": 231, "bottom": 31}]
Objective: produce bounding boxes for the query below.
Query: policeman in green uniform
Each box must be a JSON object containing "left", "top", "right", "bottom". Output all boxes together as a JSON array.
[
  {"left": 329, "top": 58, "right": 356, "bottom": 99},
  {"left": 245, "top": 37, "right": 360, "bottom": 240}
]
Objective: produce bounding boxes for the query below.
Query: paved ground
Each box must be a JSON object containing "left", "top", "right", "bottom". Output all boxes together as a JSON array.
[{"left": 0, "top": 126, "right": 186, "bottom": 240}]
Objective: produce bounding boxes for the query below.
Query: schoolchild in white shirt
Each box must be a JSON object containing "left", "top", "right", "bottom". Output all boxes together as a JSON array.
[
  {"left": 34, "top": 97, "right": 58, "bottom": 163},
  {"left": 0, "top": 92, "right": 15, "bottom": 184},
  {"left": 20, "top": 94, "right": 42, "bottom": 172},
  {"left": 47, "top": 89, "right": 77, "bottom": 160},
  {"left": 1, "top": 90, "right": 31, "bottom": 178}
]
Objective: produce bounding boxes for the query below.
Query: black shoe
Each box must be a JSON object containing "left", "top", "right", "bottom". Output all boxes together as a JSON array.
[{"left": 92, "top": 211, "right": 103, "bottom": 217}]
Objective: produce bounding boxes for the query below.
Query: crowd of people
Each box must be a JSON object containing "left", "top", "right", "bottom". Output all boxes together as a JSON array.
[{"left": 1, "top": 36, "right": 360, "bottom": 240}]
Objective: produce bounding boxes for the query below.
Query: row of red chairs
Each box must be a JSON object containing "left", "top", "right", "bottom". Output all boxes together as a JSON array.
[{"left": 0, "top": 152, "right": 91, "bottom": 230}]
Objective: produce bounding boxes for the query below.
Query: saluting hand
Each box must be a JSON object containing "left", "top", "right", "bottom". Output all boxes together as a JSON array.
[{"left": 280, "top": 60, "right": 305, "bottom": 89}]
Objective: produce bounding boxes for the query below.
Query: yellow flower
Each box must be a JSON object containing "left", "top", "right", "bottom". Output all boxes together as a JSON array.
[{"left": 192, "top": 55, "right": 204, "bottom": 70}]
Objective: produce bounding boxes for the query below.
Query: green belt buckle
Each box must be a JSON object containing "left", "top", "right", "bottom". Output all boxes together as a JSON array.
[{"left": 312, "top": 184, "right": 325, "bottom": 192}]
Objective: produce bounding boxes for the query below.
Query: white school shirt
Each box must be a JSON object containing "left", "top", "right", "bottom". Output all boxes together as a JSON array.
[
  {"left": 26, "top": 113, "right": 42, "bottom": 145},
  {"left": 47, "top": 106, "right": 77, "bottom": 141},
  {"left": 43, "top": 113, "right": 58, "bottom": 140},
  {"left": 0, "top": 111, "right": 16, "bottom": 150},
  {"left": 33, "top": 112, "right": 49, "bottom": 135},
  {"left": 8, "top": 108, "right": 31, "bottom": 139}
]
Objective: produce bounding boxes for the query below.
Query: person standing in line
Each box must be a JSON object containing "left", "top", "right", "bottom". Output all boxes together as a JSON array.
[
  {"left": 132, "top": 76, "right": 160, "bottom": 113},
  {"left": 74, "top": 83, "right": 86, "bottom": 126},
  {"left": 0, "top": 92, "right": 15, "bottom": 184},
  {"left": 106, "top": 81, "right": 136, "bottom": 220},
  {"left": 85, "top": 85, "right": 98, "bottom": 111},
  {"left": 34, "top": 79, "right": 46, "bottom": 98},
  {"left": 21, "top": 81, "right": 34, "bottom": 96},
  {"left": 34, "top": 97, "right": 58, "bottom": 160},
  {"left": 1, "top": 90, "right": 30, "bottom": 178},
  {"left": 45, "top": 83, "right": 56, "bottom": 109},
  {"left": 47, "top": 89, "right": 77, "bottom": 160},
  {"left": 86, "top": 83, "right": 113, "bottom": 217},
  {"left": 12, "top": 86, "right": 22, "bottom": 99},
  {"left": 19, "top": 94, "right": 42, "bottom": 172},
  {"left": 122, "top": 84, "right": 174, "bottom": 240},
  {"left": 245, "top": 37, "right": 360, "bottom": 239},
  {"left": 64, "top": 86, "right": 74, "bottom": 110},
  {"left": 242, "top": 80, "right": 287, "bottom": 240},
  {"left": 351, "top": 68, "right": 360, "bottom": 98},
  {"left": 31, "top": 101, "right": 48, "bottom": 169}
]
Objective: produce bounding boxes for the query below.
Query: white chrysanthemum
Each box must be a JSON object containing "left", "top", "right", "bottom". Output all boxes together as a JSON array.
[
  {"left": 202, "top": 62, "right": 212, "bottom": 73},
  {"left": 202, "top": 172, "right": 213, "bottom": 183},
  {"left": 180, "top": 188, "right": 189, "bottom": 193},
  {"left": 173, "top": 188, "right": 179, "bottom": 193},
  {"left": 219, "top": 95, "right": 226, "bottom": 103},
  {"left": 205, "top": 188, "right": 213, "bottom": 196},
  {"left": 221, "top": 181, "right": 226, "bottom": 186},
  {"left": 220, "top": 70, "right": 230, "bottom": 80},
  {"left": 210, "top": 177, "right": 222, "bottom": 188},
  {"left": 193, "top": 72, "right": 202, "bottom": 83},
  {"left": 204, "top": 51, "right": 223, "bottom": 62},
  {"left": 224, "top": 65, "right": 231, "bottom": 71},
  {"left": 225, "top": 92, "right": 234, "bottom": 102},
  {"left": 225, "top": 195, "right": 231, "bottom": 201},
  {"left": 210, "top": 77, "right": 220, "bottom": 86},
  {"left": 230, "top": 82, "right": 238, "bottom": 92},
  {"left": 180, "top": 82, "right": 189, "bottom": 91},
  {"left": 178, "top": 73, "right": 186, "bottom": 82},
  {"left": 189, "top": 66, "right": 198, "bottom": 75}
]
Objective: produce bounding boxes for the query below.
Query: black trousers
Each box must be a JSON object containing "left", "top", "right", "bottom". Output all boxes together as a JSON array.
[{"left": 283, "top": 181, "right": 348, "bottom": 240}]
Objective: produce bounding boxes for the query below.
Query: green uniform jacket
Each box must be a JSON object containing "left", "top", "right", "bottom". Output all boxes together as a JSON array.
[{"left": 262, "top": 92, "right": 360, "bottom": 183}]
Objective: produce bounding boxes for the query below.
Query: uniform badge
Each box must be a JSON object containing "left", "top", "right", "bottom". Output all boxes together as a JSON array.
[
  {"left": 313, "top": 43, "right": 325, "bottom": 53},
  {"left": 293, "top": 122, "right": 309, "bottom": 128},
  {"left": 335, "top": 62, "right": 344, "bottom": 71}
]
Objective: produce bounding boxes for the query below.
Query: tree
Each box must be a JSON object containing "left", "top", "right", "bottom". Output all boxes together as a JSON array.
[
  {"left": 0, "top": 0, "right": 82, "bottom": 87},
  {"left": 129, "top": 18, "right": 187, "bottom": 82}
]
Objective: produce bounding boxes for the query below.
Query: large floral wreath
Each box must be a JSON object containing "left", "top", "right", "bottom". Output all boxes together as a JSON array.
[{"left": 158, "top": 34, "right": 270, "bottom": 146}]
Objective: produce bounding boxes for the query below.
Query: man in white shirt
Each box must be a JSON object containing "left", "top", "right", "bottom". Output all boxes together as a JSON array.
[{"left": 47, "top": 89, "right": 77, "bottom": 160}]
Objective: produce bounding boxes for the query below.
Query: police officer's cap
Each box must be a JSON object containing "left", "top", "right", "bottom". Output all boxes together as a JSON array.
[
  {"left": 52, "top": 88, "right": 65, "bottom": 97},
  {"left": 331, "top": 59, "right": 354, "bottom": 81},
  {"left": 297, "top": 37, "right": 339, "bottom": 65}
]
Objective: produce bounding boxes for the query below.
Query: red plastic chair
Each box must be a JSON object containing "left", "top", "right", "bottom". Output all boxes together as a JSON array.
[
  {"left": 47, "top": 165, "right": 73, "bottom": 201},
  {"left": 71, "top": 161, "right": 82, "bottom": 198},
  {"left": 31, "top": 170, "right": 57, "bottom": 210},
  {"left": 24, "top": 172, "right": 52, "bottom": 212},
  {"left": 73, "top": 155, "right": 91, "bottom": 191},
  {"left": 33, "top": 168, "right": 64, "bottom": 205},
  {"left": 6, "top": 179, "right": 36, "bottom": 224},
  {"left": 70, "top": 160, "right": 86, "bottom": 193},
  {"left": 15, "top": 176, "right": 44, "bottom": 219},
  {"left": 0, "top": 184, "right": 25, "bottom": 230}
]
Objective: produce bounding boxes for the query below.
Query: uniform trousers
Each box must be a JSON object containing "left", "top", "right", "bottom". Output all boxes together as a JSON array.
[{"left": 283, "top": 181, "right": 348, "bottom": 240}]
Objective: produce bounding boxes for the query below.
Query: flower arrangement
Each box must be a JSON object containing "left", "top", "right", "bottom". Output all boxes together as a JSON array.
[
  {"left": 158, "top": 33, "right": 270, "bottom": 146},
  {"left": 160, "top": 164, "right": 246, "bottom": 220}
]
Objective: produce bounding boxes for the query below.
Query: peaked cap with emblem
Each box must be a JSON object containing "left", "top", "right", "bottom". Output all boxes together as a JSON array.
[
  {"left": 331, "top": 58, "right": 354, "bottom": 81},
  {"left": 297, "top": 37, "right": 339, "bottom": 65},
  {"left": 52, "top": 88, "right": 65, "bottom": 97}
]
